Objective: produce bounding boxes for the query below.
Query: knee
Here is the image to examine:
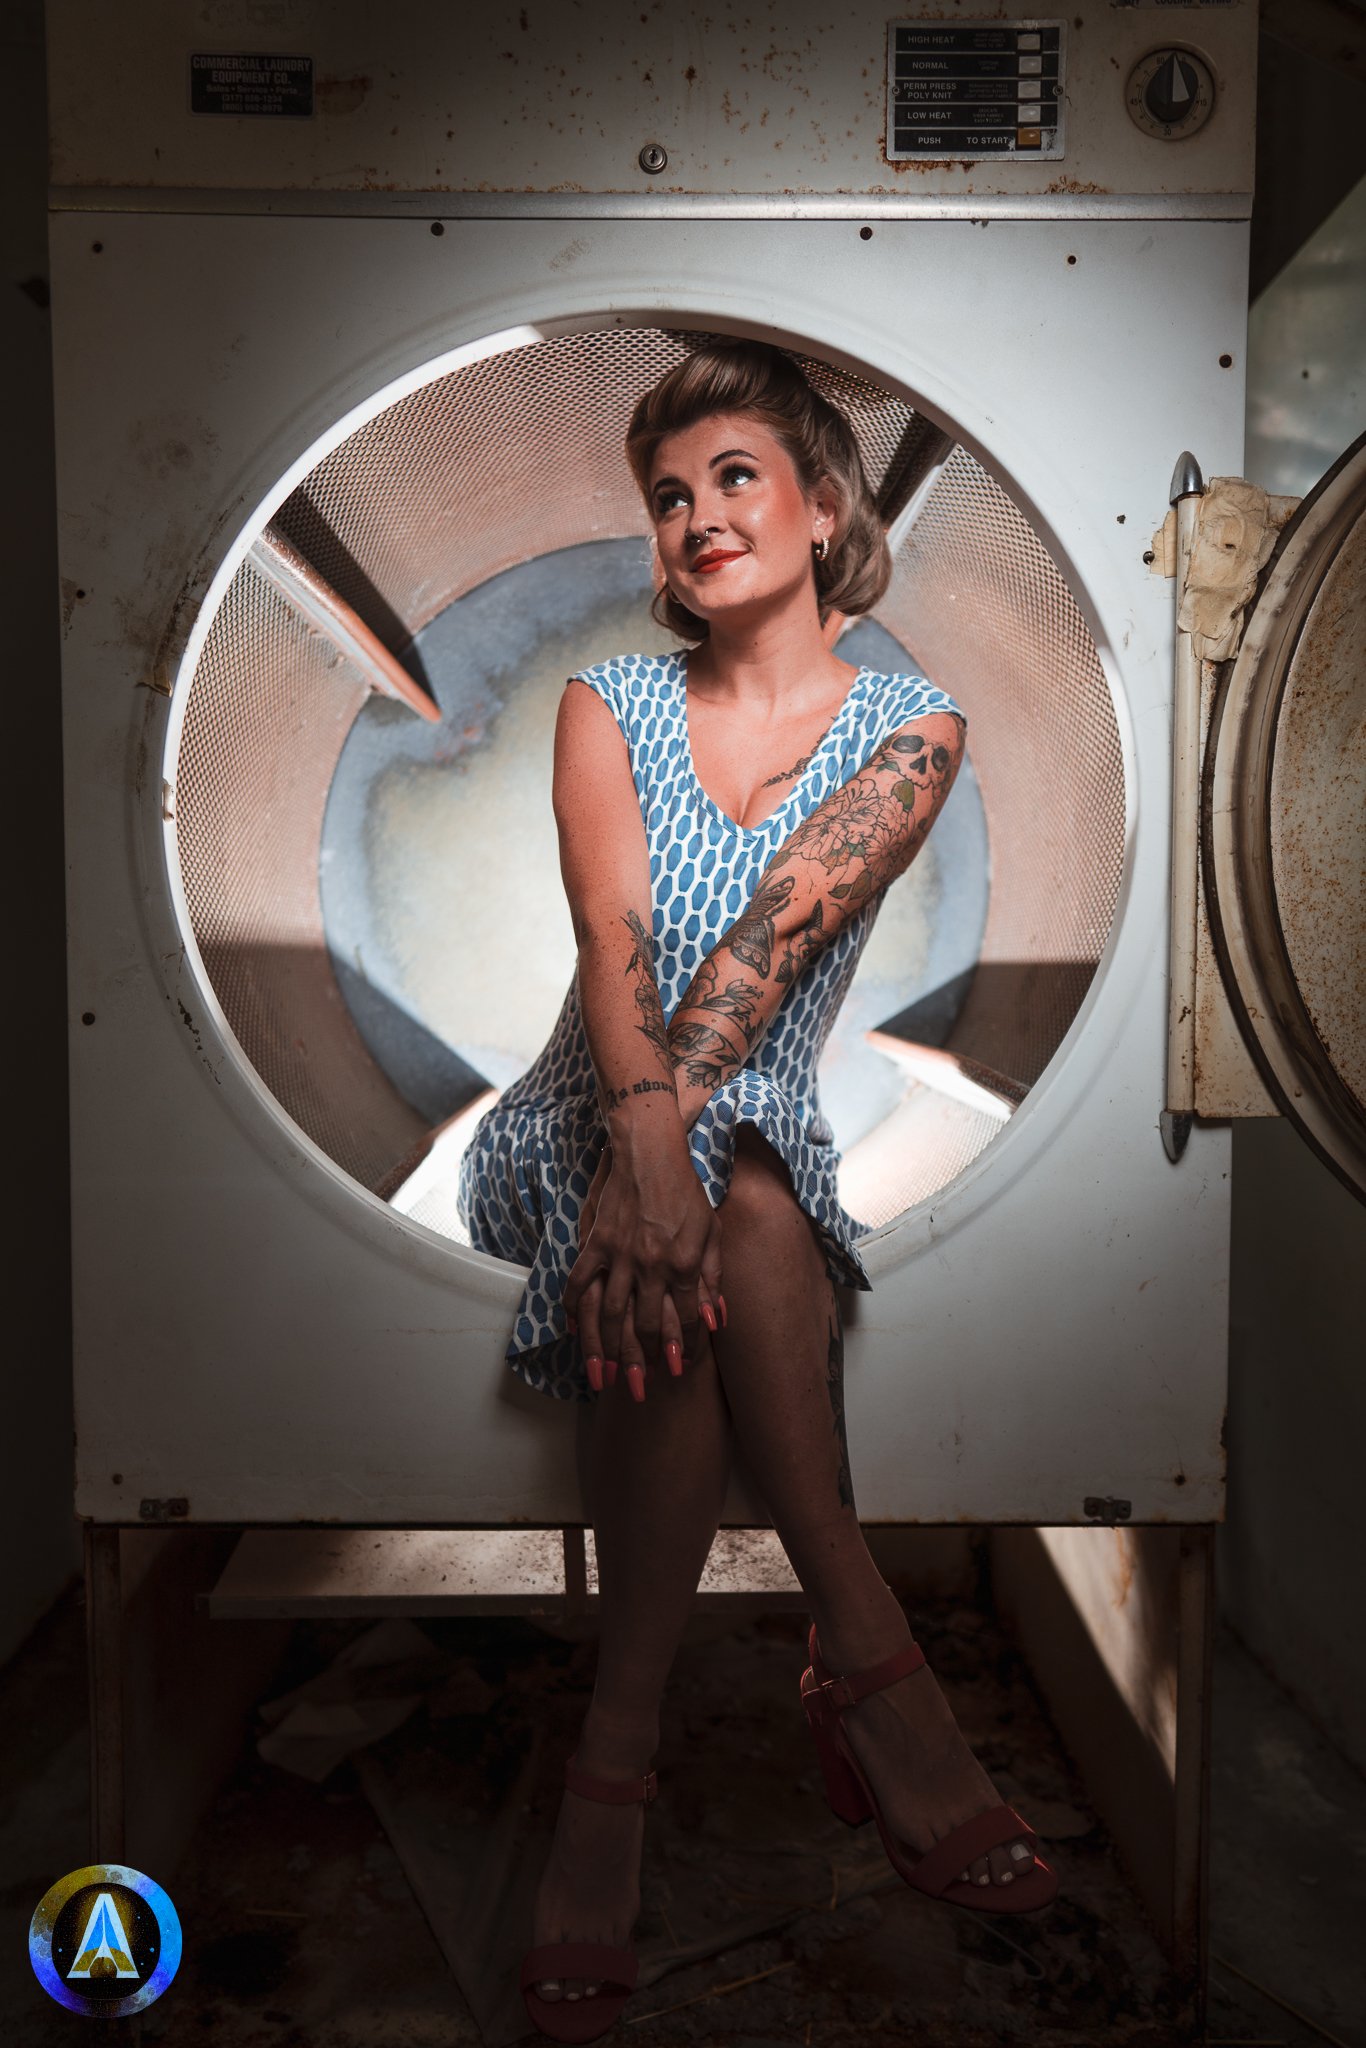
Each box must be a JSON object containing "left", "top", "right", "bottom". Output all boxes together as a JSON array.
[{"left": 723, "top": 1127, "right": 803, "bottom": 1237}]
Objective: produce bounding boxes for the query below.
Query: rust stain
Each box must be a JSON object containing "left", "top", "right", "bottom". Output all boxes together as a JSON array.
[
  {"left": 315, "top": 74, "right": 372, "bottom": 116},
  {"left": 128, "top": 496, "right": 244, "bottom": 700},
  {"left": 177, "top": 997, "right": 201, "bottom": 1044},
  {"left": 127, "top": 414, "right": 217, "bottom": 487}
]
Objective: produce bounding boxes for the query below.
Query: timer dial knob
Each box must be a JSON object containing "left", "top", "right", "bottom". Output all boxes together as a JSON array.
[{"left": 1126, "top": 47, "right": 1215, "bottom": 139}]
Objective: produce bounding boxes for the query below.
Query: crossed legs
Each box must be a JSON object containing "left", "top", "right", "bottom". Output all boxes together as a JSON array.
[{"left": 530, "top": 1126, "right": 1033, "bottom": 2007}]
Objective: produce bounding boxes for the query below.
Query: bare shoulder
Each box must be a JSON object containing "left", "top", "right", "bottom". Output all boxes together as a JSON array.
[
  {"left": 558, "top": 671, "right": 620, "bottom": 735},
  {"left": 554, "top": 672, "right": 629, "bottom": 782},
  {"left": 553, "top": 670, "right": 642, "bottom": 865}
]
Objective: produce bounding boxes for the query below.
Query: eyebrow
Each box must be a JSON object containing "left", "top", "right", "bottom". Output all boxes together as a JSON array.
[{"left": 651, "top": 449, "right": 760, "bottom": 496}]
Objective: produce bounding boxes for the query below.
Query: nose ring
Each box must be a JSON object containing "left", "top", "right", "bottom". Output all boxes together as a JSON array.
[{"left": 687, "top": 522, "right": 719, "bottom": 549}]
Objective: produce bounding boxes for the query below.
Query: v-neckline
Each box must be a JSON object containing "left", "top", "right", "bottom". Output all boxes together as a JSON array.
[{"left": 675, "top": 651, "right": 867, "bottom": 836}]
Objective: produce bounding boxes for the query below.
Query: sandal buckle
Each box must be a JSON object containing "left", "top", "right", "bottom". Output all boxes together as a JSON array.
[
  {"left": 819, "top": 1674, "right": 857, "bottom": 1710},
  {"left": 641, "top": 1768, "right": 658, "bottom": 1804}
]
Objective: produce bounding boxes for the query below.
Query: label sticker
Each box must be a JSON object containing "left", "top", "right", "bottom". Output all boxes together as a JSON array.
[
  {"left": 190, "top": 54, "right": 314, "bottom": 117},
  {"left": 886, "top": 22, "right": 1065, "bottom": 161}
]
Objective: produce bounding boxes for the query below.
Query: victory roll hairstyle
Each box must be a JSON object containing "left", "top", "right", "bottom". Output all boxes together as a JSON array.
[{"left": 625, "top": 341, "right": 893, "bottom": 641}]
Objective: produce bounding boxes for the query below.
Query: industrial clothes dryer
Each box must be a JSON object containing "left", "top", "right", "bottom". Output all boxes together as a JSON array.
[{"left": 51, "top": 0, "right": 1363, "bottom": 1555}]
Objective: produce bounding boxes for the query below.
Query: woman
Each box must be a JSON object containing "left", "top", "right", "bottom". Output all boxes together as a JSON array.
[{"left": 457, "top": 342, "right": 1055, "bottom": 2043}]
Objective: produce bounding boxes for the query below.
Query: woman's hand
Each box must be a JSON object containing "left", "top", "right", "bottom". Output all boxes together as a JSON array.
[{"left": 565, "top": 1135, "right": 723, "bottom": 1401}]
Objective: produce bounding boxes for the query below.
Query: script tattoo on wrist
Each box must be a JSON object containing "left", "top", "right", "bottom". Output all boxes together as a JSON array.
[{"left": 603, "top": 1076, "right": 674, "bottom": 1114}]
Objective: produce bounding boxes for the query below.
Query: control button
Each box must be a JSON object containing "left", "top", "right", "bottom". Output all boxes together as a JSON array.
[
  {"left": 1016, "top": 128, "right": 1042, "bottom": 149},
  {"left": 1126, "top": 47, "right": 1215, "bottom": 139},
  {"left": 1146, "top": 51, "right": 1198, "bottom": 125}
]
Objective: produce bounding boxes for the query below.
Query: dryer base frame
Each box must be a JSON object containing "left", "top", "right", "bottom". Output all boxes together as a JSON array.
[{"left": 85, "top": 1518, "right": 1214, "bottom": 2028}]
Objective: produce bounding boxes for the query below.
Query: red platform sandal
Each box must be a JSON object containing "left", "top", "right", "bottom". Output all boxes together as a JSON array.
[
  {"left": 801, "top": 1622, "right": 1058, "bottom": 1914},
  {"left": 519, "top": 1752, "right": 657, "bottom": 2043}
]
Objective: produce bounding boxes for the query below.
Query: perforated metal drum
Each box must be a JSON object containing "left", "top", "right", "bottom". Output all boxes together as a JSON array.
[{"left": 172, "top": 323, "right": 1124, "bottom": 1231}]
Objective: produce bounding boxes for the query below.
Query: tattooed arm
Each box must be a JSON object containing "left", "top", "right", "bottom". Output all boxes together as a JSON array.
[
  {"left": 667, "top": 711, "right": 965, "bottom": 1127},
  {"left": 553, "top": 677, "right": 722, "bottom": 1376},
  {"left": 553, "top": 682, "right": 682, "bottom": 1138}
]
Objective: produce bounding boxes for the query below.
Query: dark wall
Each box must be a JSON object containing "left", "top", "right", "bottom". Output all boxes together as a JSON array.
[{"left": 1, "top": 0, "right": 81, "bottom": 1663}]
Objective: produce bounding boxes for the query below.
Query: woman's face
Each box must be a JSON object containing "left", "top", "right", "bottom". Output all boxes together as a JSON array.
[{"left": 647, "top": 411, "right": 835, "bottom": 629}]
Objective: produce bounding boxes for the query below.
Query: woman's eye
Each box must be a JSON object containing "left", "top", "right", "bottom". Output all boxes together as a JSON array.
[
  {"left": 720, "top": 464, "right": 756, "bottom": 488},
  {"left": 654, "top": 488, "right": 687, "bottom": 515}
]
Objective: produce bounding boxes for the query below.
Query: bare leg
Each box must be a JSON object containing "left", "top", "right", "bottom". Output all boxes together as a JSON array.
[
  {"left": 711, "top": 1125, "right": 1034, "bottom": 1891},
  {"left": 530, "top": 1333, "right": 732, "bottom": 2003}
]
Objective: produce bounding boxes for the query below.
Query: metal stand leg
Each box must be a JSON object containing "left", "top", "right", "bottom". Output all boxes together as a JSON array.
[
  {"left": 84, "top": 1524, "right": 124, "bottom": 1864},
  {"left": 991, "top": 1523, "right": 1215, "bottom": 2034},
  {"left": 1174, "top": 1526, "right": 1215, "bottom": 2028},
  {"left": 85, "top": 1524, "right": 142, "bottom": 2044}
]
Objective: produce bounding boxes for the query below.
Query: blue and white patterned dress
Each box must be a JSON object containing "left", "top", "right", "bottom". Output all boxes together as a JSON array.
[{"left": 456, "top": 650, "right": 966, "bottom": 1401}]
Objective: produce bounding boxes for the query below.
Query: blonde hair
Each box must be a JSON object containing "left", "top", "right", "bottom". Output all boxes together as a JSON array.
[{"left": 625, "top": 341, "right": 892, "bottom": 641}]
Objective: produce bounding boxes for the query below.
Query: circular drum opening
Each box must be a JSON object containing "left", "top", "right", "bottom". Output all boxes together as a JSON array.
[{"left": 170, "top": 323, "right": 1124, "bottom": 1246}]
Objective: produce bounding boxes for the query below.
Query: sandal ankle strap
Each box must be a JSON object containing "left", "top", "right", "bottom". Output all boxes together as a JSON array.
[
  {"left": 564, "top": 1751, "right": 658, "bottom": 1806},
  {"left": 809, "top": 1624, "right": 926, "bottom": 1708}
]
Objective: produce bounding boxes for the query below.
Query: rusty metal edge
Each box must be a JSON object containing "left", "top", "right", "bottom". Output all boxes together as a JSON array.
[
  {"left": 1203, "top": 431, "right": 1366, "bottom": 1206},
  {"left": 47, "top": 184, "right": 1256, "bottom": 220}
]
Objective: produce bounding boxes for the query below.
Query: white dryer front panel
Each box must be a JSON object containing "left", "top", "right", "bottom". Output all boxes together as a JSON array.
[{"left": 54, "top": 215, "right": 1244, "bottom": 1524}]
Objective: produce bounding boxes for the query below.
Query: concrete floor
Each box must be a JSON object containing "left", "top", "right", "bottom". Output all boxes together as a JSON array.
[{"left": 1, "top": 1576, "right": 1361, "bottom": 2047}]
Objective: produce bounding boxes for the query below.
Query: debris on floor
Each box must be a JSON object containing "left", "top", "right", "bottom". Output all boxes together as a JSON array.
[
  {"left": 244, "top": 1601, "right": 1187, "bottom": 2044},
  {"left": 7, "top": 1583, "right": 1355, "bottom": 2046},
  {"left": 256, "top": 1617, "right": 450, "bottom": 1783}
]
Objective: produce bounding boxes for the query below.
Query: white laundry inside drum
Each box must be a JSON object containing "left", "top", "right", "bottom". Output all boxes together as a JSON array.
[{"left": 170, "top": 323, "right": 1126, "bottom": 1252}]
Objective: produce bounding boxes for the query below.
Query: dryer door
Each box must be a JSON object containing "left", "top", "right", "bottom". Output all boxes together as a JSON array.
[{"left": 1204, "top": 432, "right": 1366, "bottom": 1202}]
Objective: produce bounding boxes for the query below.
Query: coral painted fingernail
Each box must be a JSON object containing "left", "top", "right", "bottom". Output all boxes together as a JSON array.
[
  {"left": 665, "top": 1341, "right": 683, "bottom": 1377},
  {"left": 585, "top": 1355, "right": 603, "bottom": 1393},
  {"left": 604, "top": 1359, "right": 619, "bottom": 1388},
  {"left": 717, "top": 1293, "right": 729, "bottom": 1329},
  {"left": 700, "top": 1301, "right": 717, "bottom": 1333},
  {"left": 626, "top": 1365, "right": 646, "bottom": 1403}
]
